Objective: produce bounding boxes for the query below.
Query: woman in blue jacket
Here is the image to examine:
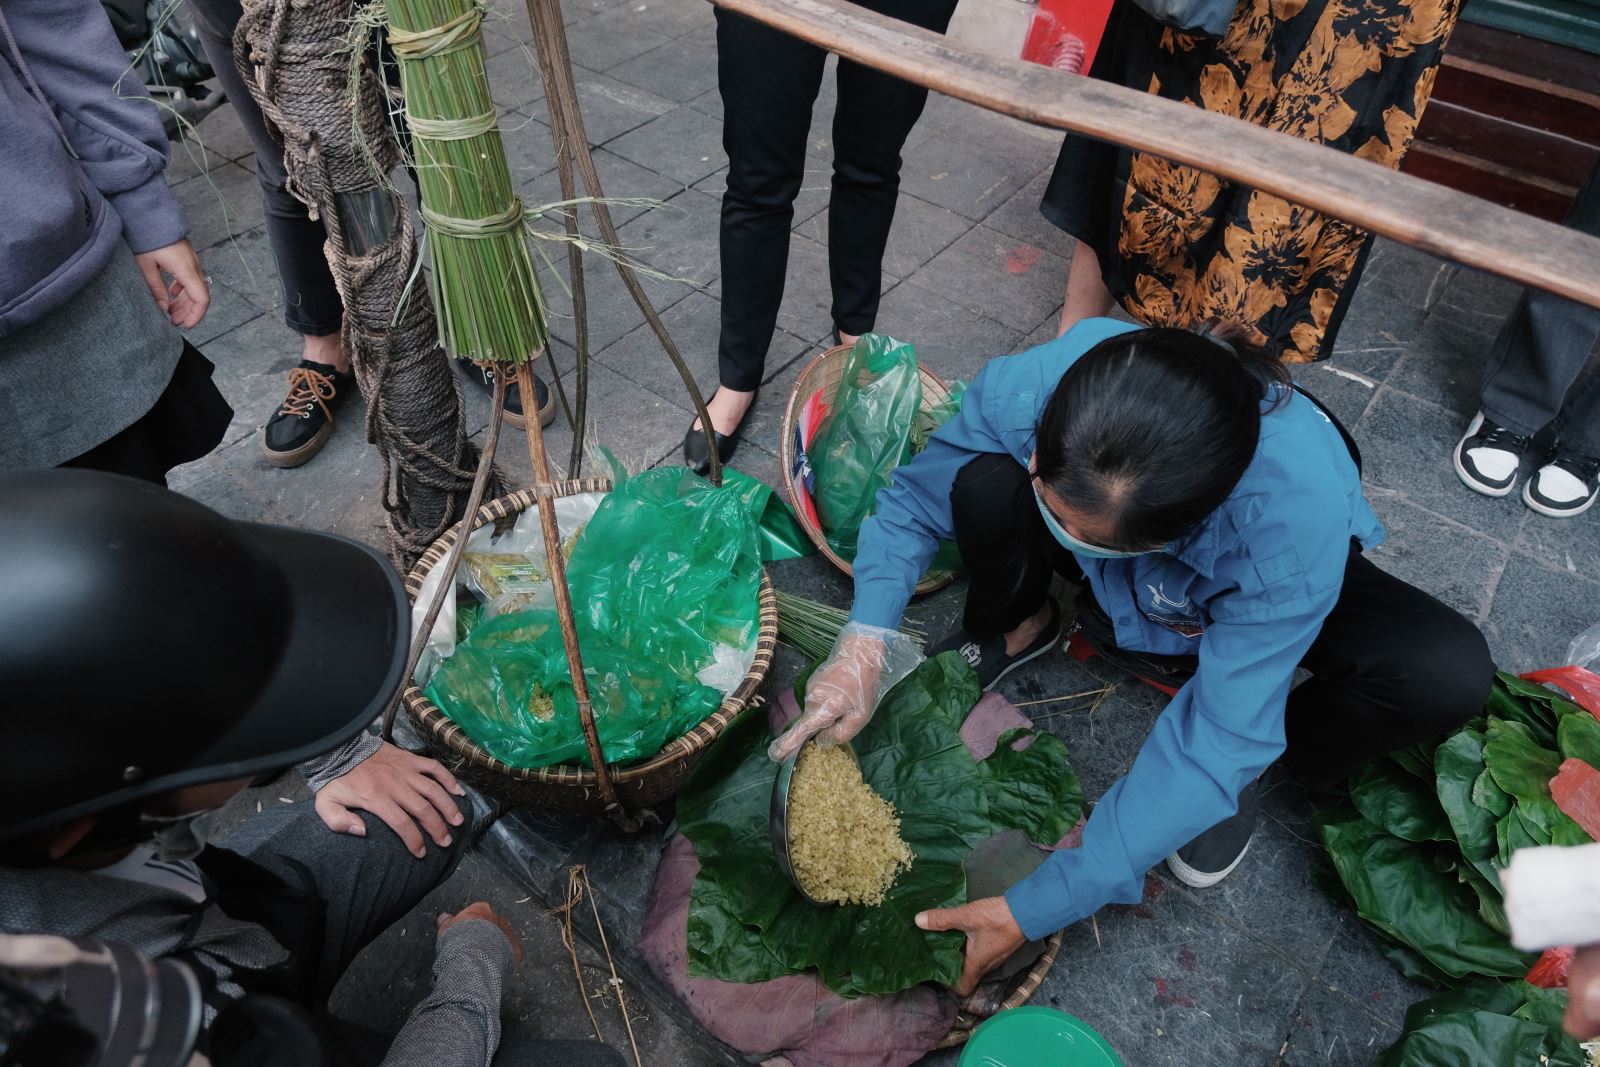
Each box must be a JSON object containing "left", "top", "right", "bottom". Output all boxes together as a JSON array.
[{"left": 771, "top": 318, "right": 1493, "bottom": 994}]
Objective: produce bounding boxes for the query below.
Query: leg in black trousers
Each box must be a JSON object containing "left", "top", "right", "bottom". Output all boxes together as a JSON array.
[
  {"left": 828, "top": 0, "right": 959, "bottom": 337},
  {"left": 715, "top": 0, "right": 961, "bottom": 391},
  {"left": 188, "top": 0, "right": 345, "bottom": 338},
  {"left": 945, "top": 454, "right": 1493, "bottom": 783},
  {"left": 715, "top": 8, "right": 829, "bottom": 392}
]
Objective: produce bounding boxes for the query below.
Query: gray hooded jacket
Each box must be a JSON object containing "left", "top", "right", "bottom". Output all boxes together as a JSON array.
[{"left": 0, "top": 0, "right": 188, "bottom": 336}]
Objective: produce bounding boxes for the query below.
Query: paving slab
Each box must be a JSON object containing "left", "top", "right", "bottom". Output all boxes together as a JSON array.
[
  {"left": 606, "top": 36, "right": 721, "bottom": 102},
  {"left": 909, "top": 224, "right": 1070, "bottom": 334}
]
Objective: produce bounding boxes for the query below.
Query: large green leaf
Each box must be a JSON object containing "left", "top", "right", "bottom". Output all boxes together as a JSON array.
[
  {"left": 979, "top": 728, "right": 1084, "bottom": 846},
  {"left": 1434, "top": 730, "right": 1497, "bottom": 864},
  {"left": 1557, "top": 708, "right": 1600, "bottom": 768},
  {"left": 1472, "top": 767, "right": 1512, "bottom": 818},
  {"left": 680, "top": 654, "right": 1081, "bottom": 997},
  {"left": 1373, "top": 980, "right": 1586, "bottom": 1067},
  {"left": 1390, "top": 744, "right": 1438, "bottom": 783},
  {"left": 1483, "top": 717, "right": 1562, "bottom": 803},
  {"left": 1349, "top": 758, "right": 1453, "bottom": 843},
  {"left": 1488, "top": 673, "right": 1563, "bottom": 748},
  {"left": 1316, "top": 806, "right": 1534, "bottom": 980}
]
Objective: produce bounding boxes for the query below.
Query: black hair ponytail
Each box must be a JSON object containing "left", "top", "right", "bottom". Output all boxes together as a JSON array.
[{"left": 1033, "top": 323, "right": 1290, "bottom": 551}]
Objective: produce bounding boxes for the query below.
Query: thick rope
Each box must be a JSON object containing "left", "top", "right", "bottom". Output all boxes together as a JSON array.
[{"left": 236, "top": 0, "right": 499, "bottom": 569}]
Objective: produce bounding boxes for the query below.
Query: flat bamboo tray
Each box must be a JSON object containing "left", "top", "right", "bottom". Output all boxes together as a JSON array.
[
  {"left": 779, "top": 343, "right": 956, "bottom": 596},
  {"left": 401, "top": 480, "right": 777, "bottom": 813}
]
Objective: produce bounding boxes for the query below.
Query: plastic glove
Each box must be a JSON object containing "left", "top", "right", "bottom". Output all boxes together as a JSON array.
[{"left": 768, "top": 622, "right": 923, "bottom": 762}]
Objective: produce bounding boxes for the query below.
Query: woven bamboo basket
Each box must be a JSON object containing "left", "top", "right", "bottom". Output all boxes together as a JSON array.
[
  {"left": 400, "top": 479, "right": 778, "bottom": 814},
  {"left": 936, "top": 930, "right": 1064, "bottom": 1048},
  {"left": 779, "top": 344, "right": 956, "bottom": 596}
]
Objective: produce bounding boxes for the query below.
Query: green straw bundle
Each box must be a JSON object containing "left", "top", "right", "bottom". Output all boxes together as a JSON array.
[
  {"left": 385, "top": 0, "right": 546, "bottom": 363},
  {"left": 774, "top": 591, "right": 926, "bottom": 662}
]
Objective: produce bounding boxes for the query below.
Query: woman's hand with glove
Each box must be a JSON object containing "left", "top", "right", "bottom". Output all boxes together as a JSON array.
[{"left": 768, "top": 622, "right": 923, "bottom": 762}]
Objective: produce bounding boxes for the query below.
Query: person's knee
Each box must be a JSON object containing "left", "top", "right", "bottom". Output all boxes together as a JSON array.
[
  {"left": 951, "top": 453, "right": 1027, "bottom": 511},
  {"left": 1388, "top": 609, "right": 1495, "bottom": 734}
]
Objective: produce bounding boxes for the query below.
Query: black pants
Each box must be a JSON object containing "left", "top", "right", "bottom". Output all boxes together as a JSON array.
[
  {"left": 190, "top": 0, "right": 400, "bottom": 338},
  {"left": 715, "top": 0, "right": 958, "bottom": 392},
  {"left": 1479, "top": 158, "right": 1600, "bottom": 457},
  {"left": 949, "top": 454, "right": 1494, "bottom": 787}
]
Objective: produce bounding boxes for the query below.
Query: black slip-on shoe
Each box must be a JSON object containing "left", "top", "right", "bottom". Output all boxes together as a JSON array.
[
  {"left": 928, "top": 600, "right": 1062, "bottom": 691},
  {"left": 1166, "top": 778, "right": 1260, "bottom": 888}
]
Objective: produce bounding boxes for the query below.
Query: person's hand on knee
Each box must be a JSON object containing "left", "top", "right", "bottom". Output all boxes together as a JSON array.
[{"left": 314, "top": 741, "right": 467, "bottom": 858}]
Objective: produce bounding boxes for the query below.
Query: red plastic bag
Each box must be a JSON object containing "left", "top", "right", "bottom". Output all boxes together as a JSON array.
[
  {"left": 1521, "top": 666, "right": 1600, "bottom": 719},
  {"left": 1550, "top": 757, "right": 1600, "bottom": 840},
  {"left": 1525, "top": 945, "right": 1575, "bottom": 988}
]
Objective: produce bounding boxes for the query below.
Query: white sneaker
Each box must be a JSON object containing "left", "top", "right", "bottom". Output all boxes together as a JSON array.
[
  {"left": 1453, "top": 412, "right": 1532, "bottom": 498},
  {"left": 1524, "top": 449, "right": 1600, "bottom": 518}
]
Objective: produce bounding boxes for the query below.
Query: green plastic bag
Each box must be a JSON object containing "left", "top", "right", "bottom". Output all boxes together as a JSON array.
[
  {"left": 424, "top": 610, "right": 721, "bottom": 768},
  {"left": 809, "top": 334, "right": 923, "bottom": 562},
  {"left": 426, "top": 466, "right": 762, "bottom": 768},
  {"left": 567, "top": 467, "right": 762, "bottom": 687},
  {"left": 716, "top": 468, "right": 814, "bottom": 562}
]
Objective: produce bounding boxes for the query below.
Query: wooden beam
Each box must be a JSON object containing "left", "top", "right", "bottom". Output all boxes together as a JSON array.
[{"left": 711, "top": 0, "right": 1600, "bottom": 309}]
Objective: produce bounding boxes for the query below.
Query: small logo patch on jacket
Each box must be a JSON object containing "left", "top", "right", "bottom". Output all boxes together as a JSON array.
[{"left": 1143, "top": 583, "right": 1204, "bottom": 638}]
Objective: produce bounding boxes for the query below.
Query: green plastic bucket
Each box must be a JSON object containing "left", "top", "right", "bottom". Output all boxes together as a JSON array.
[{"left": 958, "top": 1006, "right": 1124, "bottom": 1067}]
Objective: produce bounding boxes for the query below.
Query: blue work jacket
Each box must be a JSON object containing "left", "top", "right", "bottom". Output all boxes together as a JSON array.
[{"left": 848, "top": 318, "right": 1384, "bottom": 939}]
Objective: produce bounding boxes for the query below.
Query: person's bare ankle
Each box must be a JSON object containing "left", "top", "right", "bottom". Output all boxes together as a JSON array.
[
  {"left": 303, "top": 333, "right": 350, "bottom": 374},
  {"left": 693, "top": 387, "right": 755, "bottom": 436},
  {"left": 1002, "top": 602, "right": 1052, "bottom": 657},
  {"left": 837, "top": 329, "right": 860, "bottom": 347}
]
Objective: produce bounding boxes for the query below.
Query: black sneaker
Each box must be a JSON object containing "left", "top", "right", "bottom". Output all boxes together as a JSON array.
[
  {"left": 455, "top": 357, "right": 556, "bottom": 430},
  {"left": 1166, "top": 778, "right": 1259, "bottom": 888},
  {"left": 1524, "top": 448, "right": 1600, "bottom": 518},
  {"left": 261, "top": 360, "right": 357, "bottom": 468},
  {"left": 928, "top": 601, "right": 1062, "bottom": 691},
  {"left": 1454, "top": 412, "right": 1532, "bottom": 498}
]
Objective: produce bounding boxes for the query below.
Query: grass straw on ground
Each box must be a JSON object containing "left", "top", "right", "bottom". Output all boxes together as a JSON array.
[{"left": 775, "top": 591, "right": 925, "bottom": 662}]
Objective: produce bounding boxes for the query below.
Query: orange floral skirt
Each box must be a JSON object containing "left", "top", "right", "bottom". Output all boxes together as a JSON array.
[{"left": 1042, "top": 0, "right": 1460, "bottom": 362}]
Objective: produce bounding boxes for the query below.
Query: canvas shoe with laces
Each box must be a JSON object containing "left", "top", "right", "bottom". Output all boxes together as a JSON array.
[
  {"left": 261, "top": 361, "right": 357, "bottom": 468},
  {"left": 1524, "top": 448, "right": 1600, "bottom": 518},
  {"left": 455, "top": 357, "right": 556, "bottom": 430},
  {"left": 1454, "top": 412, "right": 1534, "bottom": 497}
]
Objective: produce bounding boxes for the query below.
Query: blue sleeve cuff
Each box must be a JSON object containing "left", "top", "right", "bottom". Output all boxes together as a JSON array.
[
  {"left": 849, "top": 581, "right": 908, "bottom": 630},
  {"left": 1004, "top": 850, "right": 1083, "bottom": 941}
]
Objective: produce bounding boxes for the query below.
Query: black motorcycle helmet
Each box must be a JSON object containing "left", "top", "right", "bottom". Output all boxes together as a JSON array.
[{"left": 0, "top": 470, "right": 409, "bottom": 842}]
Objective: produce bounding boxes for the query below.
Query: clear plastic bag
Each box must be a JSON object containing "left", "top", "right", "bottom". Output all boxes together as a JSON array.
[{"left": 1567, "top": 623, "right": 1600, "bottom": 672}]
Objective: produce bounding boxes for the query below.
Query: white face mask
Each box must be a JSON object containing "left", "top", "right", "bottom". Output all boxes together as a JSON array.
[{"left": 139, "top": 808, "right": 220, "bottom": 862}]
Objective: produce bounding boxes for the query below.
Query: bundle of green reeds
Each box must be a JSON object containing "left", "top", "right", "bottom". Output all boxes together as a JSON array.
[
  {"left": 385, "top": 0, "right": 545, "bottom": 363},
  {"left": 774, "top": 591, "right": 926, "bottom": 662}
]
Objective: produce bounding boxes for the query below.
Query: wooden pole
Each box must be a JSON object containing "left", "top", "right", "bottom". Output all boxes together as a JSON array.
[
  {"left": 709, "top": 0, "right": 1600, "bottom": 310},
  {"left": 515, "top": 360, "right": 640, "bottom": 831}
]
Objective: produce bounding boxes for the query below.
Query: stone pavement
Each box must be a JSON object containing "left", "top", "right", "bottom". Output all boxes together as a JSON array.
[{"left": 167, "top": 0, "right": 1600, "bottom": 1062}]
